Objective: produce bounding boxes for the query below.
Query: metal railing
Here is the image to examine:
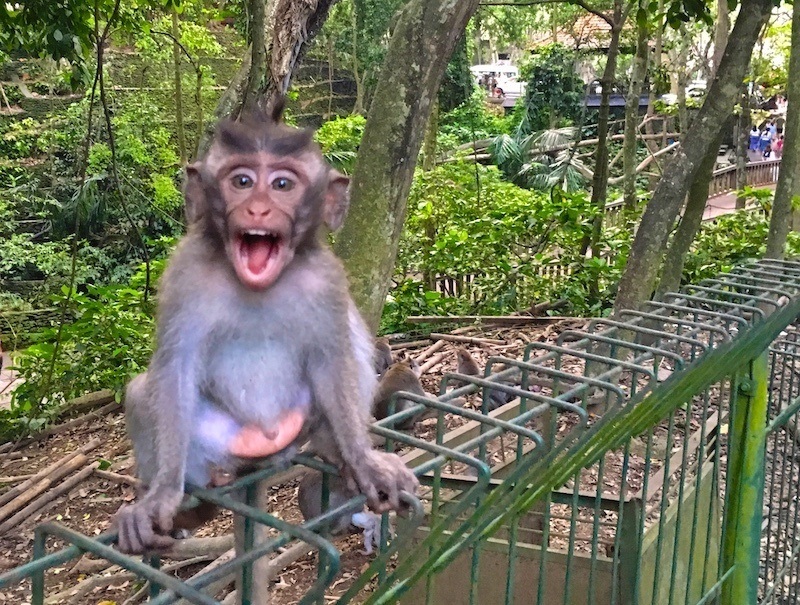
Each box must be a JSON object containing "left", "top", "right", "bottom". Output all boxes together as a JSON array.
[{"left": 1, "top": 258, "right": 800, "bottom": 604}]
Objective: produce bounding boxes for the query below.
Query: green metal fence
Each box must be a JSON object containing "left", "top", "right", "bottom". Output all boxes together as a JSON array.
[{"left": 2, "top": 258, "right": 800, "bottom": 604}]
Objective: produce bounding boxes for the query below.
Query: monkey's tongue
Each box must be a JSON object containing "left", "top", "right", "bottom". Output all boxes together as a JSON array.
[{"left": 242, "top": 236, "right": 275, "bottom": 275}]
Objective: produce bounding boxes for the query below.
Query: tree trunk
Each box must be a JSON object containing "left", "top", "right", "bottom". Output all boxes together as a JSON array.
[
  {"left": 656, "top": 131, "right": 723, "bottom": 297},
  {"left": 172, "top": 10, "right": 187, "bottom": 164},
  {"left": 713, "top": 0, "right": 731, "bottom": 73},
  {"left": 644, "top": 0, "right": 663, "bottom": 148},
  {"left": 676, "top": 36, "right": 689, "bottom": 135},
  {"left": 421, "top": 100, "right": 439, "bottom": 291},
  {"left": 623, "top": 12, "right": 649, "bottom": 211},
  {"left": 588, "top": 2, "right": 627, "bottom": 300},
  {"left": 198, "top": 0, "right": 341, "bottom": 153},
  {"left": 735, "top": 85, "right": 750, "bottom": 208},
  {"left": 351, "top": 2, "right": 365, "bottom": 114},
  {"left": 474, "top": 13, "right": 483, "bottom": 65},
  {"left": 334, "top": 0, "right": 480, "bottom": 330},
  {"left": 327, "top": 35, "right": 335, "bottom": 117},
  {"left": 613, "top": 0, "right": 773, "bottom": 314},
  {"left": 766, "top": 0, "right": 800, "bottom": 258},
  {"left": 241, "top": 0, "right": 268, "bottom": 114}
]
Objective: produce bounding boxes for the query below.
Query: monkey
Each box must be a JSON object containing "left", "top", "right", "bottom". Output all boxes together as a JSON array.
[
  {"left": 115, "top": 102, "right": 418, "bottom": 554},
  {"left": 372, "top": 359, "right": 427, "bottom": 430},
  {"left": 453, "top": 348, "right": 516, "bottom": 411},
  {"left": 372, "top": 358, "right": 464, "bottom": 430},
  {"left": 297, "top": 470, "right": 383, "bottom": 554},
  {"left": 374, "top": 337, "right": 393, "bottom": 376}
]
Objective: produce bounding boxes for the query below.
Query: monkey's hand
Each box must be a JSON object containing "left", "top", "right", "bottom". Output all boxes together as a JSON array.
[
  {"left": 115, "top": 489, "right": 185, "bottom": 554},
  {"left": 344, "top": 450, "right": 418, "bottom": 515}
]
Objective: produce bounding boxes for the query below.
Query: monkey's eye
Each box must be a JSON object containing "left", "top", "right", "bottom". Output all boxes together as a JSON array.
[
  {"left": 231, "top": 174, "right": 254, "bottom": 189},
  {"left": 271, "top": 177, "right": 295, "bottom": 191}
]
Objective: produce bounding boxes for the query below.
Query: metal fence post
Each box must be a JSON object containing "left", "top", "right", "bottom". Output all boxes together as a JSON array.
[{"left": 720, "top": 352, "right": 769, "bottom": 605}]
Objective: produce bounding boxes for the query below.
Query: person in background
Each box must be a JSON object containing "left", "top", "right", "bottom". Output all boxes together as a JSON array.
[
  {"left": 760, "top": 127, "right": 773, "bottom": 154},
  {"left": 749, "top": 125, "right": 760, "bottom": 151},
  {"left": 775, "top": 134, "right": 785, "bottom": 158}
]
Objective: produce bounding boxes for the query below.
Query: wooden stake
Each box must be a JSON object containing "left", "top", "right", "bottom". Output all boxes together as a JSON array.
[
  {"left": 0, "top": 453, "right": 89, "bottom": 522},
  {"left": 414, "top": 339, "right": 446, "bottom": 363},
  {"left": 389, "top": 339, "right": 430, "bottom": 351},
  {"left": 408, "top": 315, "right": 570, "bottom": 325},
  {"left": 429, "top": 333, "right": 505, "bottom": 346},
  {"left": 0, "top": 462, "right": 100, "bottom": 534},
  {"left": 17, "top": 401, "right": 120, "bottom": 446},
  {"left": 420, "top": 352, "right": 448, "bottom": 374},
  {"left": 94, "top": 469, "right": 141, "bottom": 488},
  {"left": 0, "top": 438, "right": 101, "bottom": 509}
]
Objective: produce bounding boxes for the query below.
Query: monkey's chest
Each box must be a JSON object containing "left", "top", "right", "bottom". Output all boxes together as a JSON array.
[{"left": 201, "top": 333, "right": 312, "bottom": 418}]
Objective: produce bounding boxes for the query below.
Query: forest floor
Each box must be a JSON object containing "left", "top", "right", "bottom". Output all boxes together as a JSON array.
[{"left": 0, "top": 318, "right": 587, "bottom": 605}]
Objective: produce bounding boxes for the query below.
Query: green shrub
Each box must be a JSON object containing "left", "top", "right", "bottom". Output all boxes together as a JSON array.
[
  {"left": 315, "top": 114, "right": 366, "bottom": 173},
  {"left": 384, "top": 160, "right": 606, "bottom": 329},
  {"left": 684, "top": 209, "right": 797, "bottom": 283},
  {"left": 4, "top": 283, "right": 154, "bottom": 439}
]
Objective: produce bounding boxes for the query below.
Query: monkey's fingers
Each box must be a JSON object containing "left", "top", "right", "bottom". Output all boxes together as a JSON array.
[
  {"left": 116, "top": 505, "right": 176, "bottom": 554},
  {"left": 228, "top": 410, "right": 305, "bottom": 458}
]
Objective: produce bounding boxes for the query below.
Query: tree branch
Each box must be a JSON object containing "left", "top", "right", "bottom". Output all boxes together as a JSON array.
[
  {"left": 569, "top": 0, "right": 614, "bottom": 27},
  {"left": 479, "top": 0, "right": 564, "bottom": 5},
  {"left": 150, "top": 29, "right": 199, "bottom": 69}
]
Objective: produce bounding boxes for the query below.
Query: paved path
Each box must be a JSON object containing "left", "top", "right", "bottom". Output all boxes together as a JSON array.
[
  {"left": 704, "top": 184, "right": 776, "bottom": 221},
  {"left": 0, "top": 352, "right": 20, "bottom": 409}
]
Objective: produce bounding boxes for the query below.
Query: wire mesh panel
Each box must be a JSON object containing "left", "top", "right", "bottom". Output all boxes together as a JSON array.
[
  {"left": 761, "top": 327, "right": 800, "bottom": 605},
  {"left": 1, "top": 259, "right": 800, "bottom": 605}
]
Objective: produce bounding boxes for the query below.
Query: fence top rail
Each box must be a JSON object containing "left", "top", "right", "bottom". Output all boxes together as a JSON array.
[
  {"left": 606, "top": 157, "right": 782, "bottom": 211},
  {"left": 712, "top": 158, "right": 781, "bottom": 177}
]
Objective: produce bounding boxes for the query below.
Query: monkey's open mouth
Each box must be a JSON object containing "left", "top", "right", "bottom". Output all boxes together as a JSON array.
[{"left": 235, "top": 229, "right": 286, "bottom": 289}]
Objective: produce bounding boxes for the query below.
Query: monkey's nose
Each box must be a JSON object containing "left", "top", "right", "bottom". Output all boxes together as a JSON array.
[{"left": 246, "top": 206, "right": 270, "bottom": 218}]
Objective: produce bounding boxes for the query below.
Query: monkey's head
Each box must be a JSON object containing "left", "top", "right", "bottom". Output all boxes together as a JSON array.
[
  {"left": 185, "top": 99, "right": 350, "bottom": 291},
  {"left": 395, "top": 356, "right": 422, "bottom": 378},
  {"left": 455, "top": 348, "right": 472, "bottom": 365}
]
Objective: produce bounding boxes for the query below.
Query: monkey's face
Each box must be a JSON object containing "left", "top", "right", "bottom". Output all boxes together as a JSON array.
[
  {"left": 185, "top": 114, "right": 350, "bottom": 292},
  {"left": 217, "top": 153, "right": 306, "bottom": 290}
]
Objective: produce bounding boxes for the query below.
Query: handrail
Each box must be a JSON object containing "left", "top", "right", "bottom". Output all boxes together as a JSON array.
[{"left": 604, "top": 158, "right": 782, "bottom": 226}]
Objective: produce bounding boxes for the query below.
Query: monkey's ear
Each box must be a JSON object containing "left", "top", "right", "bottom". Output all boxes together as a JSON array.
[
  {"left": 324, "top": 171, "right": 350, "bottom": 231},
  {"left": 183, "top": 162, "right": 206, "bottom": 224}
]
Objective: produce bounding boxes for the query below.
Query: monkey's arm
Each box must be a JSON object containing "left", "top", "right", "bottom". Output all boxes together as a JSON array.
[
  {"left": 116, "top": 294, "right": 206, "bottom": 553},
  {"left": 308, "top": 334, "right": 418, "bottom": 514}
]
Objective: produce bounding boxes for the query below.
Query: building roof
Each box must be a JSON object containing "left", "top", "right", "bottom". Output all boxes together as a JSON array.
[{"left": 529, "top": 14, "right": 617, "bottom": 51}]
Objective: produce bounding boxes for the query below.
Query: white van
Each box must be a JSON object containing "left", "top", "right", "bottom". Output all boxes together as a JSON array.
[{"left": 469, "top": 64, "right": 525, "bottom": 98}]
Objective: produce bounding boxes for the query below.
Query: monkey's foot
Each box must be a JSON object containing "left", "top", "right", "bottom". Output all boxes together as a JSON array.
[{"left": 228, "top": 410, "right": 305, "bottom": 458}]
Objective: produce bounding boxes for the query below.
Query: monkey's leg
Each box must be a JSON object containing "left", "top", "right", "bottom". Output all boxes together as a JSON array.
[{"left": 173, "top": 501, "right": 219, "bottom": 531}]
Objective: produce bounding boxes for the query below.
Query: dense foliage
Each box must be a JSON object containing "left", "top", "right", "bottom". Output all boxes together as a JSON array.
[
  {"left": 684, "top": 209, "right": 800, "bottom": 283},
  {"left": 383, "top": 161, "right": 611, "bottom": 331},
  {"left": 517, "top": 44, "right": 585, "bottom": 134}
]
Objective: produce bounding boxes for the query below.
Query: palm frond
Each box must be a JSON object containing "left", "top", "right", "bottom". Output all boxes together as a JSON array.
[
  {"left": 489, "top": 134, "right": 523, "bottom": 167},
  {"left": 520, "top": 127, "right": 577, "bottom": 154}
]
